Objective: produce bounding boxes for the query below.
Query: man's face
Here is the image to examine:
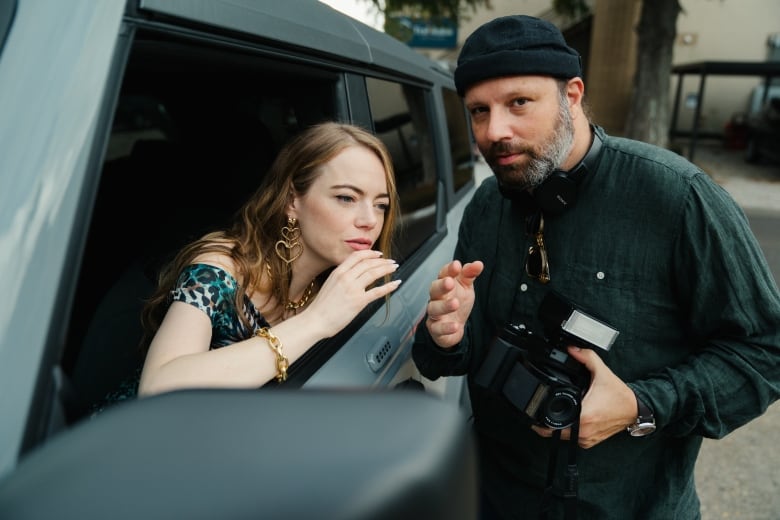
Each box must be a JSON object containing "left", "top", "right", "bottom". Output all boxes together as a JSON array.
[{"left": 464, "top": 75, "right": 574, "bottom": 192}]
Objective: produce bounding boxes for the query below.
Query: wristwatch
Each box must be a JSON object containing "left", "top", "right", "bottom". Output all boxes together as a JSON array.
[{"left": 627, "top": 395, "right": 656, "bottom": 437}]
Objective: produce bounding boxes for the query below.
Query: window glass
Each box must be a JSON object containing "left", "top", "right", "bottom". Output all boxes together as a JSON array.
[
  {"left": 442, "top": 88, "right": 475, "bottom": 193},
  {"left": 366, "top": 77, "right": 436, "bottom": 262},
  {"left": 0, "top": 0, "right": 14, "bottom": 54}
]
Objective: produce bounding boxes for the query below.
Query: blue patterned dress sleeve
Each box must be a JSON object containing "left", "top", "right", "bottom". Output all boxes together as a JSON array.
[
  {"left": 92, "top": 263, "right": 269, "bottom": 416},
  {"left": 171, "top": 263, "right": 269, "bottom": 348}
]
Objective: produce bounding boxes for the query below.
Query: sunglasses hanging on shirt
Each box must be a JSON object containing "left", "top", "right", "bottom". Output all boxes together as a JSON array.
[{"left": 526, "top": 212, "right": 550, "bottom": 284}]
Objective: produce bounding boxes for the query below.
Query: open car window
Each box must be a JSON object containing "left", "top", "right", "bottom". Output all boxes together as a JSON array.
[{"left": 62, "top": 30, "right": 345, "bottom": 419}]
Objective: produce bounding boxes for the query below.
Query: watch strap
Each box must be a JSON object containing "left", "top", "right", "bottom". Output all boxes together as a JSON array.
[
  {"left": 636, "top": 396, "right": 653, "bottom": 421},
  {"left": 627, "top": 394, "right": 656, "bottom": 437}
]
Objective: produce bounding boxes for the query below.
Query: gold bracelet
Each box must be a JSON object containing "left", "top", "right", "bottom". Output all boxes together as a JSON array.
[{"left": 255, "top": 327, "right": 289, "bottom": 382}]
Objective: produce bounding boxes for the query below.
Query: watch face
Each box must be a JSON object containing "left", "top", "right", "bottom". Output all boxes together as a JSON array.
[{"left": 629, "top": 422, "right": 657, "bottom": 437}]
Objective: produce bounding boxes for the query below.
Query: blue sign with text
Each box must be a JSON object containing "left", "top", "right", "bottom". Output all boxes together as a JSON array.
[{"left": 394, "top": 16, "right": 457, "bottom": 48}]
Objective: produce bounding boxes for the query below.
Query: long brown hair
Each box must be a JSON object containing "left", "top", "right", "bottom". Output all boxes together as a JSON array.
[{"left": 140, "top": 122, "right": 399, "bottom": 350}]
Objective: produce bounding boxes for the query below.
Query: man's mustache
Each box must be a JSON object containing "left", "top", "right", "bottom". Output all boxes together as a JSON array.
[{"left": 486, "top": 141, "right": 537, "bottom": 159}]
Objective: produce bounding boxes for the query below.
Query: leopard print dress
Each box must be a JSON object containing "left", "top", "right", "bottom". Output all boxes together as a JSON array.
[{"left": 93, "top": 263, "right": 269, "bottom": 415}]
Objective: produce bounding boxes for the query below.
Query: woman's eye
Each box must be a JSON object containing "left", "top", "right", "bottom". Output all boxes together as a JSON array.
[
  {"left": 376, "top": 203, "right": 390, "bottom": 212},
  {"left": 336, "top": 195, "right": 355, "bottom": 203}
]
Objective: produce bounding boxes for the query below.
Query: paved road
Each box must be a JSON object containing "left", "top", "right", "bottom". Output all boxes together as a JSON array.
[{"left": 689, "top": 143, "right": 780, "bottom": 520}]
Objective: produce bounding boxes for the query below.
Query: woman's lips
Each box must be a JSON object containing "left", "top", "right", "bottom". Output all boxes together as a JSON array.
[{"left": 346, "top": 239, "right": 372, "bottom": 250}]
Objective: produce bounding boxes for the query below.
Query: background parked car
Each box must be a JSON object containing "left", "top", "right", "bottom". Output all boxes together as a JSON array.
[
  {"left": 745, "top": 96, "right": 780, "bottom": 165},
  {"left": 0, "top": 1, "right": 478, "bottom": 517}
]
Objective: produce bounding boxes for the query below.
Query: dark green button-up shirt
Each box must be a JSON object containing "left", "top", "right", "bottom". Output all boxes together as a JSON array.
[{"left": 413, "top": 128, "right": 780, "bottom": 519}]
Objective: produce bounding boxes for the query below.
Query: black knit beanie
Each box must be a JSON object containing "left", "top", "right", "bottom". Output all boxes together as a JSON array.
[{"left": 454, "top": 15, "right": 582, "bottom": 96}]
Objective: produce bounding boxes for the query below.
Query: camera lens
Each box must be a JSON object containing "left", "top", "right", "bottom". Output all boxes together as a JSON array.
[{"left": 544, "top": 388, "right": 581, "bottom": 429}]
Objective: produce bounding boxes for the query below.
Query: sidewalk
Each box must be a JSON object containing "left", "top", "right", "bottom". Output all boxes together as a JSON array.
[{"left": 689, "top": 141, "right": 780, "bottom": 214}]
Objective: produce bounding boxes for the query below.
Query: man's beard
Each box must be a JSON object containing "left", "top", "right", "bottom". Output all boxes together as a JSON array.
[{"left": 483, "top": 97, "right": 575, "bottom": 193}]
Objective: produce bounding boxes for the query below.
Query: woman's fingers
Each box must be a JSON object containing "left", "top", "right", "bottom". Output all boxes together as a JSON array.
[
  {"left": 333, "top": 249, "right": 384, "bottom": 271},
  {"left": 332, "top": 250, "right": 399, "bottom": 287},
  {"left": 364, "top": 279, "right": 402, "bottom": 301},
  {"left": 307, "top": 251, "right": 402, "bottom": 336}
]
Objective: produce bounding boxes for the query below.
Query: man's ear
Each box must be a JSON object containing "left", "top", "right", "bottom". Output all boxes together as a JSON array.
[{"left": 567, "top": 77, "right": 585, "bottom": 107}]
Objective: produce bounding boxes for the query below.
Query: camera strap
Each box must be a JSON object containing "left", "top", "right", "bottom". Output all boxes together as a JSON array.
[{"left": 539, "top": 416, "right": 580, "bottom": 520}]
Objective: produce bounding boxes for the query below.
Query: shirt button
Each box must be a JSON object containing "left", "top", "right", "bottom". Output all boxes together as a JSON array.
[
  {"left": 520, "top": 283, "right": 528, "bottom": 292},
  {"left": 596, "top": 272, "right": 605, "bottom": 280}
]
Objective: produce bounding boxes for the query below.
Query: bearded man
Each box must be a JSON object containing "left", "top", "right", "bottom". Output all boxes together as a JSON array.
[{"left": 413, "top": 14, "right": 780, "bottom": 520}]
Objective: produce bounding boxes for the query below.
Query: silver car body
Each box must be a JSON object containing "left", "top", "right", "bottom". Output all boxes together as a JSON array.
[{"left": 0, "top": 0, "right": 475, "bottom": 483}]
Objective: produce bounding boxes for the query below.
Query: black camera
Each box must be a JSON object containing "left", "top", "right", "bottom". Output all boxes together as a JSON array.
[{"left": 475, "top": 292, "right": 619, "bottom": 430}]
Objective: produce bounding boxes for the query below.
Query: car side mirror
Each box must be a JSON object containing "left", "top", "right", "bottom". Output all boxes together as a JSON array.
[{"left": 0, "top": 388, "right": 478, "bottom": 520}]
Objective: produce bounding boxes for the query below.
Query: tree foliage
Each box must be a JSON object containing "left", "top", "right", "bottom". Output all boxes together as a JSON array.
[{"left": 368, "top": 0, "right": 490, "bottom": 26}]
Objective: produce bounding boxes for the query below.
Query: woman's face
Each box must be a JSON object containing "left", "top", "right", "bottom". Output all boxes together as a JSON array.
[{"left": 291, "top": 144, "right": 390, "bottom": 270}]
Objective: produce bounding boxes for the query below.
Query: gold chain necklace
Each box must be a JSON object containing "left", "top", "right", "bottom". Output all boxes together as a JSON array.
[
  {"left": 285, "top": 280, "right": 315, "bottom": 311},
  {"left": 264, "top": 262, "right": 315, "bottom": 311}
]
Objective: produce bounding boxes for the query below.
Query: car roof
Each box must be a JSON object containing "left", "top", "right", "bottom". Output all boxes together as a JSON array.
[{"left": 137, "top": 0, "right": 449, "bottom": 83}]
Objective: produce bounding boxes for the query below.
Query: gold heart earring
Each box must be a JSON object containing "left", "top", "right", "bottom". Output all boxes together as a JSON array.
[{"left": 275, "top": 216, "right": 303, "bottom": 264}]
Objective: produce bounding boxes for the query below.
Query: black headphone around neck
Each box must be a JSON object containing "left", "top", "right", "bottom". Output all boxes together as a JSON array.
[{"left": 498, "top": 126, "right": 603, "bottom": 216}]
